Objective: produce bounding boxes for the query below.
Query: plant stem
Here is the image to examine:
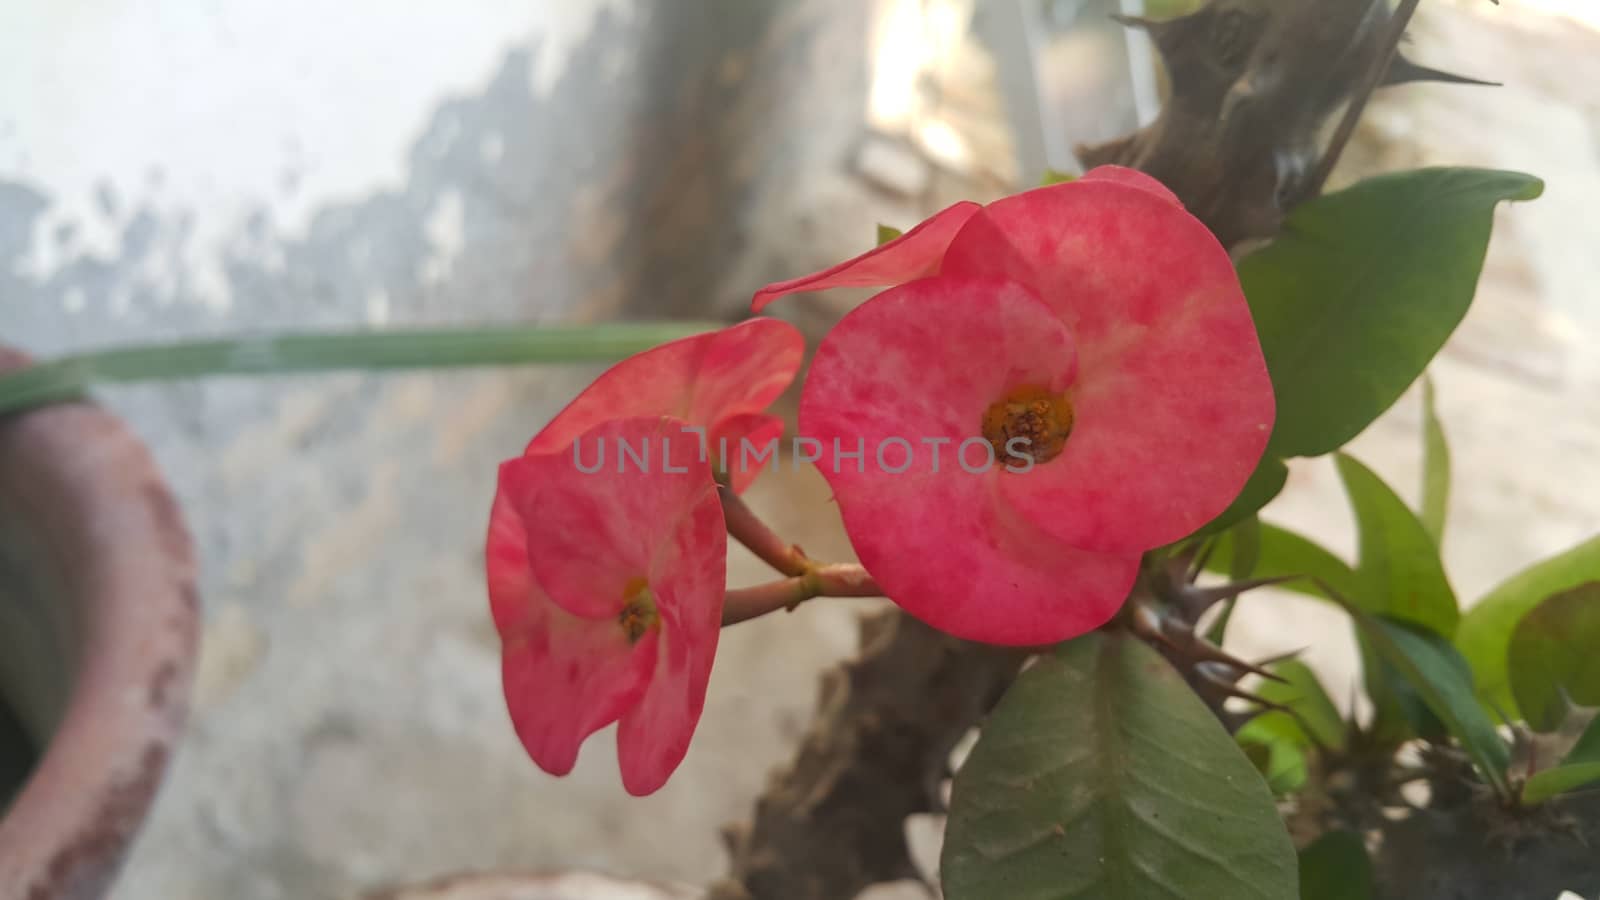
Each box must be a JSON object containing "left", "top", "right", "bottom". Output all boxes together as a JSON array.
[
  {"left": 721, "top": 564, "right": 882, "bottom": 627},
  {"left": 720, "top": 483, "right": 812, "bottom": 577}
]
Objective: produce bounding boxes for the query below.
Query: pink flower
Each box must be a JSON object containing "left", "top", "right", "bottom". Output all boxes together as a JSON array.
[
  {"left": 487, "top": 320, "right": 803, "bottom": 794},
  {"left": 525, "top": 318, "right": 805, "bottom": 493},
  {"left": 754, "top": 167, "right": 1274, "bottom": 645}
]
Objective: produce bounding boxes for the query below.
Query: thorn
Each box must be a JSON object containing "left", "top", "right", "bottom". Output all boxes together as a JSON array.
[
  {"left": 1385, "top": 53, "right": 1499, "bottom": 87},
  {"left": 1189, "top": 575, "right": 1296, "bottom": 607},
  {"left": 1178, "top": 574, "right": 1293, "bottom": 621},
  {"left": 1109, "top": 13, "right": 1156, "bottom": 31},
  {"left": 1128, "top": 601, "right": 1178, "bottom": 649},
  {"left": 1181, "top": 633, "right": 1288, "bottom": 683},
  {"left": 1252, "top": 647, "right": 1308, "bottom": 670},
  {"left": 1195, "top": 663, "right": 1294, "bottom": 710}
]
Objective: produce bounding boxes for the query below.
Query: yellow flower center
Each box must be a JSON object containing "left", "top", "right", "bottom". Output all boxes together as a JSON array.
[
  {"left": 981, "top": 385, "right": 1075, "bottom": 467},
  {"left": 617, "top": 577, "right": 660, "bottom": 644}
]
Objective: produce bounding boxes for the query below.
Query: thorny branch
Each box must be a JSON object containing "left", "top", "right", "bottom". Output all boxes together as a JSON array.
[
  {"left": 714, "top": 1, "right": 1514, "bottom": 898},
  {"left": 1295, "top": 0, "right": 1423, "bottom": 203}
]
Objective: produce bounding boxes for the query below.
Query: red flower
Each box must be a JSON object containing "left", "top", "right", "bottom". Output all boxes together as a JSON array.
[
  {"left": 487, "top": 320, "right": 803, "bottom": 794},
  {"left": 754, "top": 167, "right": 1274, "bottom": 645},
  {"left": 526, "top": 318, "right": 805, "bottom": 493}
]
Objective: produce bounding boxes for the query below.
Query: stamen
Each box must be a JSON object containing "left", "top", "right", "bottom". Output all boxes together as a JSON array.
[
  {"left": 981, "top": 385, "right": 1075, "bottom": 467},
  {"left": 617, "top": 577, "right": 660, "bottom": 643}
]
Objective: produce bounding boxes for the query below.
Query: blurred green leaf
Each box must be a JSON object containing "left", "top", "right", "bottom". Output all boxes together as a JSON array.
[
  {"left": 0, "top": 322, "right": 718, "bottom": 415},
  {"left": 1207, "top": 521, "right": 1361, "bottom": 603},
  {"left": 1521, "top": 710, "right": 1600, "bottom": 805},
  {"left": 1507, "top": 582, "right": 1600, "bottom": 732},
  {"left": 1237, "top": 732, "right": 1308, "bottom": 796},
  {"left": 1241, "top": 168, "right": 1543, "bottom": 458},
  {"left": 1457, "top": 535, "right": 1600, "bottom": 717},
  {"left": 941, "top": 632, "right": 1297, "bottom": 900},
  {"left": 1346, "top": 611, "right": 1511, "bottom": 795},
  {"left": 1298, "top": 831, "right": 1374, "bottom": 900},
  {"left": 1421, "top": 376, "right": 1451, "bottom": 545},
  {"left": 1522, "top": 762, "right": 1600, "bottom": 805},
  {"left": 1039, "top": 168, "right": 1078, "bottom": 186},
  {"left": 1251, "top": 660, "right": 1348, "bottom": 752},
  {"left": 1205, "top": 515, "right": 1261, "bottom": 644},
  {"left": 876, "top": 223, "right": 904, "bottom": 245},
  {"left": 1564, "top": 713, "right": 1600, "bottom": 766},
  {"left": 1230, "top": 515, "right": 1263, "bottom": 581},
  {"left": 1237, "top": 659, "right": 1345, "bottom": 797},
  {"left": 1337, "top": 453, "right": 1459, "bottom": 635}
]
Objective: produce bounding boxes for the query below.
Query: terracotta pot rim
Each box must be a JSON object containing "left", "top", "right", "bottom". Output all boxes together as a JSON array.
[{"left": 0, "top": 346, "right": 199, "bottom": 899}]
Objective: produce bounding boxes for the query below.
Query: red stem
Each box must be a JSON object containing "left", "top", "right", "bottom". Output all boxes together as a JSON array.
[
  {"left": 722, "top": 564, "right": 883, "bottom": 626},
  {"left": 720, "top": 483, "right": 810, "bottom": 577}
]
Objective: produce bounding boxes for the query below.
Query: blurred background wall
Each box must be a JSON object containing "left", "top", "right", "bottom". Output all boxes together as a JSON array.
[{"left": 2, "top": 1, "right": 1598, "bottom": 898}]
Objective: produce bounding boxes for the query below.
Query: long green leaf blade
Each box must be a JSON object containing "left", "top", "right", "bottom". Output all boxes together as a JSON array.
[
  {"left": 1421, "top": 376, "right": 1451, "bottom": 544},
  {"left": 1336, "top": 453, "right": 1459, "bottom": 635},
  {"left": 1346, "top": 611, "right": 1511, "bottom": 795},
  {"left": 1522, "top": 762, "right": 1600, "bottom": 806},
  {"left": 0, "top": 322, "right": 718, "bottom": 415}
]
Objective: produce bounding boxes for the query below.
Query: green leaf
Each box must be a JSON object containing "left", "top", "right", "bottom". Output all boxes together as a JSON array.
[
  {"left": 1207, "top": 521, "right": 1362, "bottom": 603},
  {"left": 1507, "top": 582, "right": 1600, "bottom": 732},
  {"left": 1298, "top": 831, "right": 1374, "bottom": 900},
  {"left": 1204, "top": 516, "right": 1262, "bottom": 644},
  {"left": 1421, "top": 376, "right": 1451, "bottom": 545},
  {"left": 1237, "top": 660, "right": 1346, "bottom": 797},
  {"left": 1040, "top": 168, "right": 1078, "bottom": 186},
  {"left": 0, "top": 322, "right": 717, "bottom": 415},
  {"left": 1240, "top": 167, "right": 1543, "bottom": 458},
  {"left": 1522, "top": 762, "right": 1600, "bottom": 805},
  {"left": 1346, "top": 612, "right": 1511, "bottom": 795},
  {"left": 1564, "top": 712, "right": 1600, "bottom": 766},
  {"left": 1229, "top": 516, "right": 1263, "bottom": 581},
  {"left": 941, "top": 632, "right": 1297, "bottom": 900},
  {"left": 876, "top": 223, "right": 904, "bottom": 245},
  {"left": 1336, "top": 453, "right": 1459, "bottom": 635},
  {"left": 1191, "top": 456, "right": 1289, "bottom": 539},
  {"left": 1457, "top": 535, "right": 1600, "bottom": 717},
  {"left": 1237, "top": 732, "right": 1308, "bottom": 796},
  {"left": 1250, "top": 660, "right": 1348, "bottom": 752},
  {"left": 1521, "top": 715, "right": 1600, "bottom": 804}
]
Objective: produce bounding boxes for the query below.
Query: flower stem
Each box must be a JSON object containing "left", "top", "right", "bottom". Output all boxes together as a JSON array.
[
  {"left": 719, "top": 483, "right": 811, "bottom": 577},
  {"left": 721, "top": 564, "right": 882, "bottom": 627}
]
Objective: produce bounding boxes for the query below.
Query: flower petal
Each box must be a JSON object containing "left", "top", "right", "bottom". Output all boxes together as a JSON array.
[
  {"left": 616, "top": 486, "right": 728, "bottom": 795},
  {"left": 508, "top": 417, "right": 720, "bottom": 620},
  {"left": 799, "top": 275, "right": 1078, "bottom": 458},
  {"left": 750, "top": 201, "right": 982, "bottom": 312},
  {"left": 799, "top": 276, "right": 1135, "bottom": 644},
  {"left": 526, "top": 318, "right": 804, "bottom": 456},
  {"left": 709, "top": 412, "right": 785, "bottom": 494},
  {"left": 943, "top": 177, "right": 1274, "bottom": 551},
  {"left": 1081, "top": 164, "right": 1183, "bottom": 207},
  {"left": 487, "top": 490, "right": 659, "bottom": 776}
]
